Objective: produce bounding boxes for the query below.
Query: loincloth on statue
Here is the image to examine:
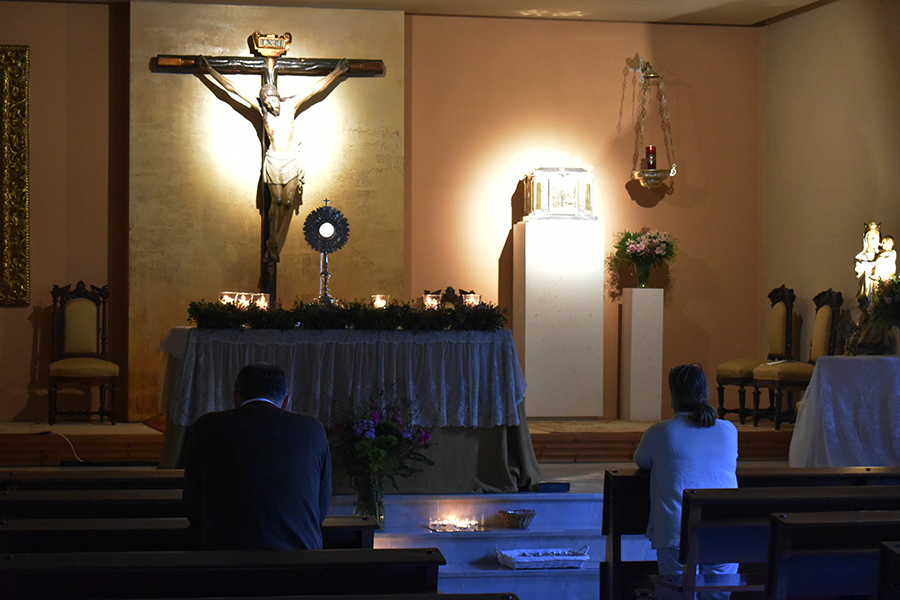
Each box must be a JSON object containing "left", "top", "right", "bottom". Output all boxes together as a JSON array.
[{"left": 264, "top": 149, "right": 305, "bottom": 193}]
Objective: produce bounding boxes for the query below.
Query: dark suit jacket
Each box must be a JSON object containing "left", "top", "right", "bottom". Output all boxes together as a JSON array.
[{"left": 183, "top": 400, "right": 331, "bottom": 550}]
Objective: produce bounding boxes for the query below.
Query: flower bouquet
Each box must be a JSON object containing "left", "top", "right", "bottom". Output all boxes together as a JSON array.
[
  {"left": 608, "top": 227, "right": 677, "bottom": 287},
  {"left": 327, "top": 389, "right": 434, "bottom": 529}
]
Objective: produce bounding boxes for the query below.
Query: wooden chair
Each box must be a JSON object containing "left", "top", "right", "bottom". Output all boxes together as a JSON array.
[
  {"left": 752, "top": 288, "right": 843, "bottom": 430},
  {"left": 48, "top": 281, "right": 119, "bottom": 424},
  {"left": 716, "top": 285, "right": 795, "bottom": 424}
]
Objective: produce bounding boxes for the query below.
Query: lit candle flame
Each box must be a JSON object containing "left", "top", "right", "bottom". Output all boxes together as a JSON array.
[
  {"left": 429, "top": 515, "right": 479, "bottom": 531},
  {"left": 219, "top": 292, "right": 269, "bottom": 310}
]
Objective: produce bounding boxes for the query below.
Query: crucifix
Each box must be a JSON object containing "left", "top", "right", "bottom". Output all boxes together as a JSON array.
[{"left": 153, "top": 32, "right": 384, "bottom": 300}]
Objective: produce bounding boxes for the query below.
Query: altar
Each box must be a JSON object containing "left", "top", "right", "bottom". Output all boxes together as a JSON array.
[
  {"left": 789, "top": 355, "right": 900, "bottom": 467},
  {"left": 157, "top": 327, "right": 542, "bottom": 493}
]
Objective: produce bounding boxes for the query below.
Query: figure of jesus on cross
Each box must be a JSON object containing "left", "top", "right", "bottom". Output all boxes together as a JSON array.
[{"left": 198, "top": 54, "right": 349, "bottom": 270}]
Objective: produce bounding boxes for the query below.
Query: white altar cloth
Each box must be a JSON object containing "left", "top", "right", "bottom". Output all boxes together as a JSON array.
[
  {"left": 159, "top": 327, "right": 527, "bottom": 429},
  {"left": 789, "top": 355, "right": 900, "bottom": 467}
]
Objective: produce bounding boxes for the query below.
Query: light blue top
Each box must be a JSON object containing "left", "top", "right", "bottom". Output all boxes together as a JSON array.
[{"left": 634, "top": 412, "right": 738, "bottom": 549}]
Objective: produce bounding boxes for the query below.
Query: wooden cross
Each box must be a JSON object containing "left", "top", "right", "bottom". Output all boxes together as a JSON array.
[
  {"left": 154, "top": 55, "right": 384, "bottom": 79},
  {"left": 153, "top": 32, "right": 384, "bottom": 300}
]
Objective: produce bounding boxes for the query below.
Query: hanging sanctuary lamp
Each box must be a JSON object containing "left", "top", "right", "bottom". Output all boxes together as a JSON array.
[{"left": 630, "top": 58, "right": 677, "bottom": 192}]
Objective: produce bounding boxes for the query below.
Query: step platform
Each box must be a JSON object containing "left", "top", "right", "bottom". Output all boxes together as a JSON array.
[{"left": 330, "top": 490, "right": 654, "bottom": 600}]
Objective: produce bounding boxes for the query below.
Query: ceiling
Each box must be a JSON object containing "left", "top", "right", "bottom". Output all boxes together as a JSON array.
[{"left": 141, "top": 0, "right": 832, "bottom": 26}]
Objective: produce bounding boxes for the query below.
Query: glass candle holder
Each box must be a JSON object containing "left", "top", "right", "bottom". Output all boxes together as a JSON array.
[
  {"left": 371, "top": 294, "right": 390, "bottom": 309},
  {"left": 423, "top": 294, "right": 441, "bottom": 309},
  {"left": 462, "top": 293, "right": 482, "bottom": 307},
  {"left": 219, "top": 291, "right": 269, "bottom": 310}
]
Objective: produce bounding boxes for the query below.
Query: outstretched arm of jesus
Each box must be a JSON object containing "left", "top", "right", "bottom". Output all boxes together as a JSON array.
[
  {"left": 288, "top": 58, "right": 350, "bottom": 115},
  {"left": 199, "top": 55, "right": 260, "bottom": 111}
]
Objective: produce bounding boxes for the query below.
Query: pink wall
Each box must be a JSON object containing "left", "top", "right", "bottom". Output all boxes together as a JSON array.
[
  {"left": 406, "top": 15, "right": 765, "bottom": 417},
  {"left": 0, "top": 3, "right": 766, "bottom": 422},
  {"left": 764, "top": 0, "right": 900, "bottom": 352},
  {"left": 0, "top": 1, "right": 116, "bottom": 421}
]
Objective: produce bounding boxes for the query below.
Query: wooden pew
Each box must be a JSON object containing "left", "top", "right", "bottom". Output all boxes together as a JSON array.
[
  {"left": 0, "top": 488, "right": 186, "bottom": 518},
  {"left": 0, "top": 547, "right": 446, "bottom": 599},
  {"left": 602, "top": 466, "right": 900, "bottom": 600},
  {"left": 766, "top": 510, "right": 900, "bottom": 599},
  {"left": 880, "top": 541, "right": 900, "bottom": 600},
  {"left": 319, "top": 515, "right": 378, "bottom": 549},
  {"left": 0, "top": 515, "right": 377, "bottom": 552},
  {"left": 126, "top": 595, "right": 520, "bottom": 600},
  {"left": 602, "top": 468, "right": 653, "bottom": 600},
  {"left": 0, "top": 516, "right": 194, "bottom": 552},
  {"left": 659, "top": 485, "right": 900, "bottom": 598},
  {"left": 0, "top": 467, "right": 185, "bottom": 490}
]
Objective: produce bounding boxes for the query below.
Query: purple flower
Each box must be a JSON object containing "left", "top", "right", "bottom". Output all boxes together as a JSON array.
[
  {"left": 418, "top": 430, "right": 432, "bottom": 444},
  {"left": 401, "top": 429, "right": 413, "bottom": 440},
  {"left": 353, "top": 419, "right": 373, "bottom": 437},
  {"left": 363, "top": 429, "right": 376, "bottom": 440}
]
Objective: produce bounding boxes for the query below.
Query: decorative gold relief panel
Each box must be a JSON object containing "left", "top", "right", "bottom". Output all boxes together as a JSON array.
[{"left": 0, "top": 45, "right": 30, "bottom": 307}]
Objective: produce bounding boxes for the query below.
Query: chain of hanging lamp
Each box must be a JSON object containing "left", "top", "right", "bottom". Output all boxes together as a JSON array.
[{"left": 631, "top": 59, "right": 677, "bottom": 192}]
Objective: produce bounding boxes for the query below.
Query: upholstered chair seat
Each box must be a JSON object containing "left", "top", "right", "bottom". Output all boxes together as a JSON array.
[
  {"left": 49, "top": 357, "right": 119, "bottom": 378},
  {"left": 751, "top": 361, "right": 814, "bottom": 383},
  {"left": 716, "top": 358, "right": 763, "bottom": 380}
]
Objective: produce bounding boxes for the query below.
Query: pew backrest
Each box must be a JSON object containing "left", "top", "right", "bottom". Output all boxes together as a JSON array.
[
  {"left": 680, "top": 484, "right": 900, "bottom": 565},
  {"left": 601, "top": 466, "right": 900, "bottom": 600},
  {"left": 767, "top": 510, "right": 900, "bottom": 600},
  {"left": 0, "top": 547, "right": 446, "bottom": 599},
  {"left": 0, "top": 468, "right": 185, "bottom": 490},
  {"left": 92, "top": 595, "right": 519, "bottom": 600},
  {"left": 0, "top": 488, "right": 186, "bottom": 519},
  {"left": 0, "top": 515, "right": 377, "bottom": 552},
  {"left": 0, "top": 516, "right": 193, "bottom": 552},
  {"left": 880, "top": 540, "right": 900, "bottom": 600}
]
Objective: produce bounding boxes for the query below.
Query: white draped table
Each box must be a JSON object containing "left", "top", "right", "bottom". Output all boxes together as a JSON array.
[
  {"left": 157, "top": 327, "right": 541, "bottom": 493},
  {"left": 789, "top": 355, "right": 900, "bottom": 467}
]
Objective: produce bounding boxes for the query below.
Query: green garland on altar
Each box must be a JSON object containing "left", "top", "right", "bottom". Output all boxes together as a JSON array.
[{"left": 187, "top": 299, "right": 508, "bottom": 331}]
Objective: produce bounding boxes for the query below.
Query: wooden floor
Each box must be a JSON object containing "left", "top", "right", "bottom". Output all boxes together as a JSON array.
[{"left": 0, "top": 415, "right": 791, "bottom": 467}]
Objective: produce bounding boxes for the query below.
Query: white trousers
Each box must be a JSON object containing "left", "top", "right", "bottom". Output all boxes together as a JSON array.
[{"left": 655, "top": 546, "right": 738, "bottom": 600}]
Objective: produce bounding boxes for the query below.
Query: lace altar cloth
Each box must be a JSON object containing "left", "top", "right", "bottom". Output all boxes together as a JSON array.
[
  {"left": 159, "top": 327, "right": 527, "bottom": 428},
  {"left": 789, "top": 355, "right": 900, "bottom": 467}
]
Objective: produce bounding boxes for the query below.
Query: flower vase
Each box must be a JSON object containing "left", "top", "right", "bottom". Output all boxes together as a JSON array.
[
  {"left": 351, "top": 475, "right": 385, "bottom": 530},
  {"left": 635, "top": 263, "right": 652, "bottom": 288}
]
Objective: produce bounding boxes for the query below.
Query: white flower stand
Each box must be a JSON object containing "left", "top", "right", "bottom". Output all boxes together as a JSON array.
[{"left": 620, "top": 287, "right": 663, "bottom": 421}]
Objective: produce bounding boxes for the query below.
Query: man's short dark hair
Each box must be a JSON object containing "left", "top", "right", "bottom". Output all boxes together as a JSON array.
[{"left": 234, "top": 363, "right": 288, "bottom": 403}]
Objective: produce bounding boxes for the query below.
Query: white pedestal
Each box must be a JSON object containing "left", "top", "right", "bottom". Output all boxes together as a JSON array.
[
  {"left": 620, "top": 288, "right": 663, "bottom": 421},
  {"left": 512, "top": 218, "right": 604, "bottom": 417}
]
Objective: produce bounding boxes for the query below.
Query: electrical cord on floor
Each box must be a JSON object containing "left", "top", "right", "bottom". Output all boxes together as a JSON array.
[{"left": 32, "top": 430, "right": 85, "bottom": 463}]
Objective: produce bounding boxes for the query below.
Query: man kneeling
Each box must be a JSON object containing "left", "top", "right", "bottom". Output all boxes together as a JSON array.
[{"left": 184, "top": 363, "right": 331, "bottom": 550}]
